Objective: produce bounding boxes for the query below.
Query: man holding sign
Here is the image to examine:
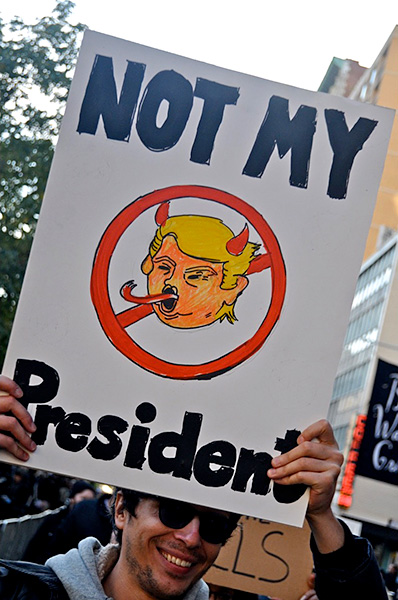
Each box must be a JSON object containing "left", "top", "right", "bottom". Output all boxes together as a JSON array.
[
  {"left": 0, "top": 22, "right": 393, "bottom": 600},
  {"left": 0, "top": 376, "right": 388, "bottom": 599}
]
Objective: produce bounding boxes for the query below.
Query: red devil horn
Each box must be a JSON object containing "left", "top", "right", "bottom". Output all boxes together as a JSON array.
[
  {"left": 155, "top": 202, "right": 170, "bottom": 226},
  {"left": 226, "top": 224, "right": 249, "bottom": 256}
]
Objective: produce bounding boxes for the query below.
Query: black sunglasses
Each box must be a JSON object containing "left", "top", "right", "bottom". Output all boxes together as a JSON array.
[{"left": 157, "top": 498, "right": 236, "bottom": 545}]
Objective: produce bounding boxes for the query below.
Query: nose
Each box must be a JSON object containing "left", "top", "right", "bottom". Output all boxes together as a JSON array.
[
  {"left": 174, "top": 516, "right": 201, "bottom": 548},
  {"left": 164, "top": 265, "right": 183, "bottom": 287}
]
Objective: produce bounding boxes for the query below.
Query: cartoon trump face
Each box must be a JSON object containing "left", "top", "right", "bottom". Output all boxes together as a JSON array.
[
  {"left": 121, "top": 203, "right": 262, "bottom": 329},
  {"left": 92, "top": 186, "right": 284, "bottom": 379}
]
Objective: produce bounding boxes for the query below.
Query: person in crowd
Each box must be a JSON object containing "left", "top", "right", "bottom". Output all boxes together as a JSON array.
[
  {"left": 23, "top": 479, "right": 96, "bottom": 563},
  {"left": 37, "top": 490, "right": 113, "bottom": 557},
  {"left": 30, "top": 472, "right": 73, "bottom": 513},
  {"left": 298, "top": 573, "right": 318, "bottom": 600},
  {"left": 382, "top": 562, "right": 398, "bottom": 594},
  {"left": 0, "top": 466, "right": 33, "bottom": 518},
  {"left": 257, "top": 571, "right": 318, "bottom": 599},
  {"left": 0, "top": 375, "right": 389, "bottom": 600}
]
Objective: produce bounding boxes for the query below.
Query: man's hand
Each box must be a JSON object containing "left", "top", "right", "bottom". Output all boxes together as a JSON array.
[
  {"left": 268, "top": 419, "right": 345, "bottom": 553},
  {"left": 0, "top": 375, "right": 36, "bottom": 461},
  {"left": 268, "top": 419, "right": 343, "bottom": 516}
]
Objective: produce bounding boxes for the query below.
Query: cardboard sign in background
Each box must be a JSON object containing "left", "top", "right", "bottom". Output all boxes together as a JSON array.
[
  {"left": 205, "top": 517, "right": 312, "bottom": 600},
  {"left": 1, "top": 30, "right": 394, "bottom": 525}
]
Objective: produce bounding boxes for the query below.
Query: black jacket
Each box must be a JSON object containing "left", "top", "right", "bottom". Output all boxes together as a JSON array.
[
  {"left": 0, "top": 523, "right": 389, "bottom": 600},
  {"left": 0, "top": 561, "right": 68, "bottom": 600},
  {"left": 311, "top": 521, "right": 388, "bottom": 599}
]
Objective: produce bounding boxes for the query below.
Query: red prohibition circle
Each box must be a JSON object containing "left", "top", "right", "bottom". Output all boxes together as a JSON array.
[{"left": 90, "top": 185, "right": 286, "bottom": 380}]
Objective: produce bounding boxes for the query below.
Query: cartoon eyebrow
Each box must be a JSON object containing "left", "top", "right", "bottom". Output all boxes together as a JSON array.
[
  {"left": 184, "top": 266, "right": 217, "bottom": 276},
  {"left": 184, "top": 267, "right": 218, "bottom": 283},
  {"left": 153, "top": 256, "right": 176, "bottom": 269}
]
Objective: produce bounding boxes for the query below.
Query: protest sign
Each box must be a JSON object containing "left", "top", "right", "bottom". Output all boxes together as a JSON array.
[
  {"left": 205, "top": 517, "right": 312, "bottom": 600},
  {"left": 1, "top": 29, "right": 394, "bottom": 525},
  {"left": 356, "top": 359, "right": 398, "bottom": 485}
]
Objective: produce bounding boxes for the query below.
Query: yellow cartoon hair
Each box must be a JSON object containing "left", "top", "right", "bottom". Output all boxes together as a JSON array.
[{"left": 145, "top": 215, "right": 260, "bottom": 324}]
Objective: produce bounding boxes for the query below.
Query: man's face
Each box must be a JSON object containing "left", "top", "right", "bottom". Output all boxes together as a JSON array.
[
  {"left": 115, "top": 496, "right": 226, "bottom": 600},
  {"left": 144, "top": 236, "right": 243, "bottom": 329}
]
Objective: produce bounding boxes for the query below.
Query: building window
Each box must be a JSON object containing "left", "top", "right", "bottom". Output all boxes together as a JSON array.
[{"left": 334, "top": 424, "right": 349, "bottom": 450}]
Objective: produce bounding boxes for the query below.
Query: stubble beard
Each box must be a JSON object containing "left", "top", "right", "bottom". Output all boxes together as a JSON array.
[{"left": 125, "top": 538, "right": 205, "bottom": 600}]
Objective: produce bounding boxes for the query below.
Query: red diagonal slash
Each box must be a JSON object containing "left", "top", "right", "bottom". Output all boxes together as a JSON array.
[
  {"left": 116, "top": 303, "right": 154, "bottom": 328},
  {"left": 90, "top": 184, "right": 286, "bottom": 380}
]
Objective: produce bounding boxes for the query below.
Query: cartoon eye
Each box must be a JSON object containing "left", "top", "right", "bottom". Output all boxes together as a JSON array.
[
  {"left": 187, "top": 273, "right": 201, "bottom": 280},
  {"left": 158, "top": 265, "right": 171, "bottom": 272}
]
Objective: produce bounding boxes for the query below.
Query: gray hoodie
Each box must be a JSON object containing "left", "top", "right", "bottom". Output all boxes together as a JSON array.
[{"left": 46, "top": 537, "right": 209, "bottom": 600}]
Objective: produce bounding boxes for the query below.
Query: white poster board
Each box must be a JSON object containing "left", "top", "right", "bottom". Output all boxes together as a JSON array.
[{"left": 1, "top": 30, "right": 394, "bottom": 526}]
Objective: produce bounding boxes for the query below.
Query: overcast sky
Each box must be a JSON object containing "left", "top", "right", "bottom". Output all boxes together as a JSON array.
[{"left": 1, "top": 0, "right": 398, "bottom": 91}]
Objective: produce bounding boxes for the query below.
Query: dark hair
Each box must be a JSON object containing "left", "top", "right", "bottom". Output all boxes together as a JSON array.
[
  {"left": 70, "top": 480, "right": 96, "bottom": 499},
  {"left": 110, "top": 488, "right": 155, "bottom": 544},
  {"left": 110, "top": 488, "right": 240, "bottom": 546}
]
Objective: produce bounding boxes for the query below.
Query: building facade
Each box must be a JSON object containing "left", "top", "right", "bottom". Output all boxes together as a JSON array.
[
  {"left": 319, "top": 27, "right": 398, "bottom": 262},
  {"left": 349, "top": 26, "right": 398, "bottom": 261},
  {"left": 321, "top": 26, "right": 398, "bottom": 566},
  {"left": 318, "top": 57, "right": 366, "bottom": 97},
  {"left": 328, "top": 236, "right": 398, "bottom": 566}
]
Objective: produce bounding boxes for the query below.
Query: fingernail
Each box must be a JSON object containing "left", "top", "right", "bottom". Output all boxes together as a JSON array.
[
  {"left": 268, "top": 468, "right": 277, "bottom": 476},
  {"left": 14, "top": 387, "right": 23, "bottom": 398},
  {"left": 29, "top": 441, "right": 37, "bottom": 451},
  {"left": 272, "top": 456, "right": 281, "bottom": 466}
]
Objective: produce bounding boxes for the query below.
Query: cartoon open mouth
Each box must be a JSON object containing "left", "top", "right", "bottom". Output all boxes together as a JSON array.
[{"left": 160, "top": 286, "right": 178, "bottom": 313}]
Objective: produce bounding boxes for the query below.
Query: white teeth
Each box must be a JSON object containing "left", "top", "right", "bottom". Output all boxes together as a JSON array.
[{"left": 162, "top": 552, "right": 192, "bottom": 568}]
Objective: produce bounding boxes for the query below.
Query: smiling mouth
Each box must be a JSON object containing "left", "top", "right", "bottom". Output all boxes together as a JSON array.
[
  {"left": 160, "top": 286, "right": 178, "bottom": 312},
  {"left": 161, "top": 551, "right": 192, "bottom": 568}
]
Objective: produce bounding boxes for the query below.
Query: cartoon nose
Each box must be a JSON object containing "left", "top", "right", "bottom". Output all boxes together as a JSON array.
[
  {"left": 164, "top": 272, "right": 177, "bottom": 286},
  {"left": 174, "top": 516, "right": 201, "bottom": 548},
  {"left": 164, "top": 265, "right": 183, "bottom": 286}
]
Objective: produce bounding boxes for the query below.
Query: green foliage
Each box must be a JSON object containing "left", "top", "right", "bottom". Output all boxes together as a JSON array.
[{"left": 0, "top": 1, "right": 85, "bottom": 365}]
